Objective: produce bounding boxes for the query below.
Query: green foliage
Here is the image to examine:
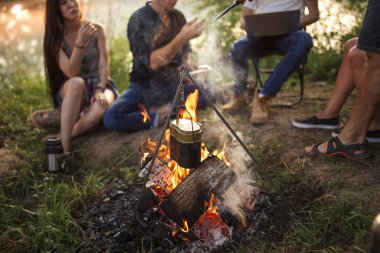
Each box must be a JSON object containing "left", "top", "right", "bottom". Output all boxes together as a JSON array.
[
  {"left": 306, "top": 49, "right": 342, "bottom": 81},
  {"left": 337, "top": 0, "right": 368, "bottom": 13},
  {"left": 120, "top": 166, "right": 140, "bottom": 183},
  {"left": 108, "top": 36, "right": 132, "bottom": 93}
]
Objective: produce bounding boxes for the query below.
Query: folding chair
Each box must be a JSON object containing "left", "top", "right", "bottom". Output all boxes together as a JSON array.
[
  {"left": 251, "top": 54, "right": 307, "bottom": 107},
  {"left": 244, "top": 11, "right": 308, "bottom": 106}
]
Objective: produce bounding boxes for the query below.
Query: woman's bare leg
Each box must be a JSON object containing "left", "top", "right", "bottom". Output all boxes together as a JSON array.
[
  {"left": 318, "top": 38, "right": 363, "bottom": 119},
  {"left": 71, "top": 89, "right": 115, "bottom": 137},
  {"left": 306, "top": 52, "right": 380, "bottom": 154},
  {"left": 60, "top": 77, "right": 86, "bottom": 154}
]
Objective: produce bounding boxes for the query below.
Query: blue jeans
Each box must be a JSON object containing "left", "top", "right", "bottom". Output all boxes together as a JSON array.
[
  {"left": 230, "top": 31, "right": 313, "bottom": 97},
  {"left": 103, "top": 80, "right": 210, "bottom": 132}
]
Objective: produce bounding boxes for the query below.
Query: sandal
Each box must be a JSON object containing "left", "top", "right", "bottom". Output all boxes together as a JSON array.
[{"left": 305, "top": 136, "right": 372, "bottom": 160}]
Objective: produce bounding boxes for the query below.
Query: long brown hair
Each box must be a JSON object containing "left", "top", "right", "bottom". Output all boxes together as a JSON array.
[{"left": 43, "top": 0, "right": 65, "bottom": 108}]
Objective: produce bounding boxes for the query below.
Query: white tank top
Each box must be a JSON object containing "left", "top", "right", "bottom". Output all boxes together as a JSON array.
[{"left": 244, "top": 0, "right": 304, "bottom": 14}]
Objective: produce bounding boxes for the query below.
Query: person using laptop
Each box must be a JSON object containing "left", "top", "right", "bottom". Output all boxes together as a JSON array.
[{"left": 222, "top": 0, "right": 319, "bottom": 125}]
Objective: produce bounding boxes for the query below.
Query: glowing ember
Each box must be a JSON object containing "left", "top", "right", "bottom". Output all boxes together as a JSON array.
[
  {"left": 140, "top": 159, "right": 173, "bottom": 195},
  {"left": 193, "top": 194, "right": 231, "bottom": 245}
]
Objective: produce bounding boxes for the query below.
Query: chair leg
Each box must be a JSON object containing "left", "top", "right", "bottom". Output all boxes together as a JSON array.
[{"left": 252, "top": 56, "right": 306, "bottom": 107}]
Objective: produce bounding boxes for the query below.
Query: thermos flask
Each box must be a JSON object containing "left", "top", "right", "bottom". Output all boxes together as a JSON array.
[{"left": 45, "top": 136, "right": 63, "bottom": 172}]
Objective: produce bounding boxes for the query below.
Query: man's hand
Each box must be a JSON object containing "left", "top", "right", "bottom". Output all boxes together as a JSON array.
[{"left": 180, "top": 18, "right": 205, "bottom": 41}]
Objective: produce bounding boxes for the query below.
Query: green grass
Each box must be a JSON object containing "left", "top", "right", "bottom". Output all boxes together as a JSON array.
[{"left": 289, "top": 192, "right": 372, "bottom": 252}]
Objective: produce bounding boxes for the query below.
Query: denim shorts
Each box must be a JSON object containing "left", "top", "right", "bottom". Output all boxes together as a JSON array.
[
  {"left": 56, "top": 77, "right": 119, "bottom": 111},
  {"left": 358, "top": 0, "right": 380, "bottom": 53}
]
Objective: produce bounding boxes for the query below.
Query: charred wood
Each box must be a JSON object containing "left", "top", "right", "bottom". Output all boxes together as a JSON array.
[{"left": 160, "top": 156, "right": 236, "bottom": 228}]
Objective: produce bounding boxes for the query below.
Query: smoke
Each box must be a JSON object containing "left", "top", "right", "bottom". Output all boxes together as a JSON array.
[
  {"left": 189, "top": 25, "right": 234, "bottom": 99},
  {"left": 206, "top": 112, "right": 260, "bottom": 226}
]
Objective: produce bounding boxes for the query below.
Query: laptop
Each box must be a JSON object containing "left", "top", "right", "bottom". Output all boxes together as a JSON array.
[{"left": 244, "top": 10, "right": 300, "bottom": 37}]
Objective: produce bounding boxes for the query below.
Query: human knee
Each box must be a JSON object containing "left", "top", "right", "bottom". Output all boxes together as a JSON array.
[
  {"left": 231, "top": 39, "right": 251, "bottom": 61},
  {"left": 294, "top": 32, "right": 313, "bottom": 53},
  {"left": 343, "top": 37, "right": 358, "bottom": 55},
  {"left": 66, "top": 77, "right": 86, "bottom": 98},
  {"left": 348, "top": 46, "right": 365, "bottom": 68}
]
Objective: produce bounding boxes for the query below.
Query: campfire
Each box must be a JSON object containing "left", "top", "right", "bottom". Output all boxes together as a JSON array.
[
  {"left": 83, "top": 68, "right": 274, "bottom": 252},
  {"left": 137, "top": 87, "right": 264, "bottom": 247}
]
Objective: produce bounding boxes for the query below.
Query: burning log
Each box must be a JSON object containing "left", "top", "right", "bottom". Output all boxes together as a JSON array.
[{"left": 160, "top": 156, "right": 236, "bottom": 228}]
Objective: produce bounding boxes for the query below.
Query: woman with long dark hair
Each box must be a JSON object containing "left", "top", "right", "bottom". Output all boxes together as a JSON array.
[{"left": 43, "top": 0, "right": 118, "bottom": 169}]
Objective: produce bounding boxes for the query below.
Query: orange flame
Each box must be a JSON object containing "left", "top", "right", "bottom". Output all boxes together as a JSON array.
[
  {"left": 179, "top": 89, "right": 199, "bottom": 122},
  {"left": 140, "top": 152, "right": 150, "bottom": 165},
  {"left": 180, "top": 219, "right": 189, "bottom": 233},
  {"left": 138, "top": 103, "right": 150, "bottom": 123},
  {"left": 169, "top": 161, "right": 190, "bottom": 189},
  {"left": 201, "top": 143, "right": 210, "bottom": 161},
  {"left": 212, "top": 143, "right": 231, "bottom": 167},
  {"left": 206, "top": 193, "right": 218, "bottom": 213}
]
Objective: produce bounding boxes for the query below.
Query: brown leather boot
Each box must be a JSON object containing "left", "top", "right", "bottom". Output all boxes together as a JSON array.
[
  {"left": 222, "top": 92, "right": 247, "bottom": 113},
  {"left": 250, "top": 91, "right": 272, "bottom": 125}
]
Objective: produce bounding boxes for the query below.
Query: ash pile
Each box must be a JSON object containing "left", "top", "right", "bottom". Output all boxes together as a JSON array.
[{"left": 81, "top": 159, "right": 274, "bottom": 253}]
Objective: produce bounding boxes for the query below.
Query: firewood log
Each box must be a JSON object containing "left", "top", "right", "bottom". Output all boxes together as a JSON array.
[{"left": 160, "top": 156, "right": 236, "bottom": 228}]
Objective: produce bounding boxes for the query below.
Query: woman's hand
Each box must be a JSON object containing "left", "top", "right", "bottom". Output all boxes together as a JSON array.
[
  {"left": 75, "top": 21, "right": 97, "bottom": 47},
  {"left": 93, "top": 90, "right": 108, "bottom": 108}
]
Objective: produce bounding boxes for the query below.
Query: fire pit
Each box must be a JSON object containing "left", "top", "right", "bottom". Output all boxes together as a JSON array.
[{"left": 82, "top": 66, "right": 278, "bottom": 252}]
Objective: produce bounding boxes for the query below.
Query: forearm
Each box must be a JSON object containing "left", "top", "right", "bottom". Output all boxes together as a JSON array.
[
  {"left": 59, "top": 46, "right": 85, "bottom": 77},
  {"left": 150, "top": 32, "right": 187, "bottom": 70},
  {"left": 98, "top": 60, "right": 109, "bottom": 89},
  {"left": 301, "top": 0, "right": 319, "bottom": 27},
  {"left": 300, "top": 13, "right": 319, "bottom": 27}
]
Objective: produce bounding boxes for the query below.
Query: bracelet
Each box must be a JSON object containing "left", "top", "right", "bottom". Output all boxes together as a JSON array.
[
  {"left": 75, "top": 43, "right": 85, "bottom": 49},
  {"left": 95, "top": 86, "right": 105, "bottom": 92}
]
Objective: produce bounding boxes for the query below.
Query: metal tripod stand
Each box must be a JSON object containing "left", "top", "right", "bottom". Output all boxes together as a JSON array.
[{"left": 147, "top": 66, "right": 278, "bottom": 193}]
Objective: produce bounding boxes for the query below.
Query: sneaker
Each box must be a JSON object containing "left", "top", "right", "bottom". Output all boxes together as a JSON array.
[
  {"left": 59, "top": 152, "right": 75, "bottom": 173},
  {"left": 292, "top": 115, "right": 339, "bottom": 130},
  {"left": 332, "top": 129, "right": 380, "bottom": 144}
]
